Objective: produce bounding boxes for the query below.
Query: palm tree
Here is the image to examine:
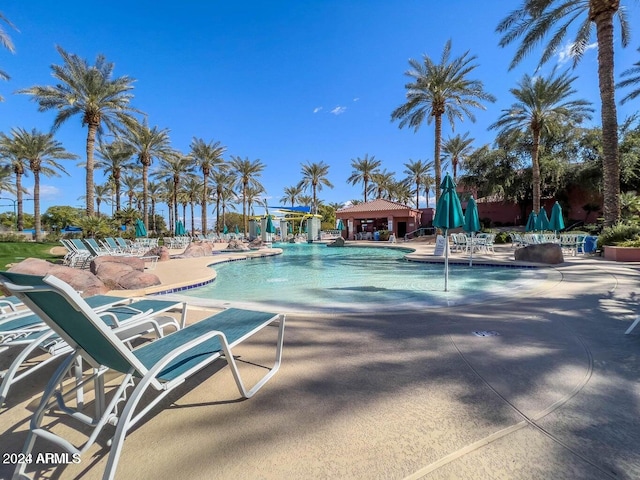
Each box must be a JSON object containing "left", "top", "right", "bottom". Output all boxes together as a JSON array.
[
  {"left": 391, "top": 39, "right": 495, "bottom": 202},
  {"left": 298, "top": 161, "right": 333, "bottom": 214},
  {"left": 489, "top": 69, "right": 592, "bottom": 213},
  {"left": 120, "top": 119, "right": 172, "bottom": 229},
  {"left": 370, "top": 169, "right": 396, "bottom": 199},
  {"left": 442, "top": 133, "right": 474, "bottom": 181},
  {"left": 281, "top": 185, "right": 303, "bottom": 208},
  {"left": 229, "top": 156, "right": 265, "bottom": 233},
  {"left": 93, "top": 183, "right": 112, "bottom": 216},
  {"left": 95, "top": 140, "right": 136, "bottom": 213},
  {"left": 0, "top": 12, "right": 16, "bottom": 101},
  {"left": 121, "top": 174, "right": 141, "bottom": 208},
  {"left": 403, "top": 159, "right": 433, "bottom": 209},
  {"left": 181, "top": 175, "right": 203, "bottom": 235},
  {"left": 618, "top": 47, "right": 640, "bottom": 104},
  {"left": 347, "top": 154, "right": 381, "bottom": 202},
  {"left": 496, "top": 1, "right": 630, "bottom": 225},
  {"left": 153, "top": 152, "right": 195, "bottom": 233},
  {"left": 245, "top": 185, "right": 265, "bottom": 217},
  {"left": 422, "top": 173, "right": 435, "bottom": 208},
  {"left": 389, "top": 181, "right": 413, "bottom": 205},
  {"left": 6, "top": 128, "right": 76, "bottom": 241},
  {"left": 0, "top": 133, "right": 25, "bottom": 229},
  {"left": 147, "top": 181, "right": 164, "bottom": 233},
  {"left": 18, "top": 46, "right": 140, "bottom": 216},
  {"left": 189, "top": 137, "right": 226, "bottom": 234},
  {"left": 210, "top": 170, "right": 236, "bottom": 234}
]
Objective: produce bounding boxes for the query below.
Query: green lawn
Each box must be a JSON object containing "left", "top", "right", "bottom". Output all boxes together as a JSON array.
[{"left": 0, "top": 242, "right": 64, "bottom": 270}]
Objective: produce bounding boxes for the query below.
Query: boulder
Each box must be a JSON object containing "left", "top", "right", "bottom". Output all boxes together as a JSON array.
[
  {"left": 327, "top": 237, "right": 346, "bottom": 247},
  {"left": 144, "top": 246, "right": 171, "bottom": 262},
  {"left": 115, "top": 270, "right": 162, "bottom": 290},
  {"left": 514, "top": 243, "right": 564, "bottom": 264},
  {"left": 178, "top": 241, "right": 213, "bottom": 258},
  {"left": 90, "top": 256, "right": 161, "bottom": 290},
  {"left": 90, "top": 255, "right": 144, "bottom": 275},
  {"left": 7, "top": 258, "right": 109, "bottom": 297},
  {"left": 226, "top": 239, "right": 250, "bottom": 251},
  {"left": 248, "top": 238, "right": 265, "bottom": 249}
]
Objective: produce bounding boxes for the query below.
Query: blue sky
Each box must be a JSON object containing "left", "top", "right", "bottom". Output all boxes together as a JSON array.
[{"left": 0, "top": 1, "right": 639, "bottom": 224}]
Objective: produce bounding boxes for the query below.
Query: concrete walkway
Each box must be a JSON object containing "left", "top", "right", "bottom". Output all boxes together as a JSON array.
[{"left": 1, "top": 240, "right": 640, "bottom": 479}]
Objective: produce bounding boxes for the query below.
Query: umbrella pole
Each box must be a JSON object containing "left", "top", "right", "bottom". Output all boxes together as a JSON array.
[
  {"left": 469, "top": 231, "right": 474, "bottom": 267},
  {"left": 444, "top": 229, "right": 449, "bottom": 292}
]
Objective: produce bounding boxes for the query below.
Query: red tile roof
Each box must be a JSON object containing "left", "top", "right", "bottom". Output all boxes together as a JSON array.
[{"left": 337, "top": 198, "right": 419, "bottom": 214}]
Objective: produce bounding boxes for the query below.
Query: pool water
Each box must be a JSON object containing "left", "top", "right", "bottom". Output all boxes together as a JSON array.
[{"left": 179, "top": 243, "right": 550, "bottom": 312}]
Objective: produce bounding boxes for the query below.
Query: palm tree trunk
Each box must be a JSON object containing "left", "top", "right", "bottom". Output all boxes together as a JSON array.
[
  {"left": 15, "top": 171, "right": 23, "bottom": 231},
  {"left": 201, "top": 175, "right": 208, "bottom": 234},
  {"left": 33, "top": 171, "right": 41, "bottom": 242},
  {"left": 531, "top": 129, "right": 541, "bottom": 213},
  {"left": 242, "top": 183, "right": 248, "bottom": 233},
  {"left": 415, "top": 180, "right": 420, "bottom": 209},
  {"left": 363, "top": 178, "right": 368, "bottom": 202},
  {"left": 434, "top": 115, "right": 443, "bottom": 202},
  {"left": 114, "top": 172, "right": 121, "bottom": 212},
  {"left": 190, "top": 201, "right": 195, "bottom": 235},
  {"left": 85, "top": 123, "right": 98, "bottom": 216},
  {"left": 142, "top": 163, "right": 149, "bottom": 229},
  {"left": 216, "top": 195, "right": 221, "bottom": 234},
  {"left": 594, "top": 11, "right": 620, "bottom": 226}
]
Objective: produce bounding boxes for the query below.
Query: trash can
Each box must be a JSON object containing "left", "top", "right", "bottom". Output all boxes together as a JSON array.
[
  {"left": 373, "top": 231, "right": 380, "bottom": 241},
  {"left": 584, "top": 236, "right": 598, "bottom": 253}
]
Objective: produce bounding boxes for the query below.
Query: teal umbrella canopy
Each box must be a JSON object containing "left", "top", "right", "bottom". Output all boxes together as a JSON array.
[
  {"left": 265, "top": 216, "right": 276, "bottom": 234},
  {"left": 463, "top": 197, "right": 481, "bottom": 233},
  {"left": 536, "top": 208, "right": 550, "bottom": 231},
  {"left": 222, "top": 224, "right": 228, "bottom": 234},
  {"left": 256, "top": 225, "right": 261, "bottom": 235},
  {"left": 234, "top": 225, "right": 240, "bottom": 234},
  {"left": 549, "top": 202, "right": 565, "bottom": 232},
  {"left": 175, "top": 220, "right": 186, "bottom": 236},
  {"left": 525, "top": 211, "right": 538, "bottom": 232},
  {"left": 135, "top": 219, "right": 147, "bottom": 237},
  {"left": 433, "top": 174, "right": 464, "bottom": 230},
  {"left": 336, "top": 219, "right": 345, "bottom": 231}
]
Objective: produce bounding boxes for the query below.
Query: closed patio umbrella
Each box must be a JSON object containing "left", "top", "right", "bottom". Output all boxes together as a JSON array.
[
  {"left": 463, "top": 196, "right": 481, "bottom": 267},
  {"left": 433, "top": 174, "right": 464, "bottom": 291},
  {"left": 336, "top": 219, "right": 345, "bottom": 230},
  {"left": 135, "top": 219, "right": 147, "bottom": 238},
  {"left": 525, "top": 211, "right": 538, "bottom": 232},
  {"left": 549, "top": 202, "right": 565, "bottom": 234},
  {"left": 175, "top": 220, "right": 186, "bottom": 236},
  {"left": 265, "top": 216, "right": 276, "bottom": 234},
  {"left": 223, "top": 224, "right": 228, "bottom": 234},
  {"left": 536, "top": 207, "right": 550, "bottom": 231},
  {"left": 234, "top": 225, "right": 240, "bottom": 235}
]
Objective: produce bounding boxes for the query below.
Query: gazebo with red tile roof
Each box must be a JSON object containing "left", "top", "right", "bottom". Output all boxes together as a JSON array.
[{"left": 336, "top": 199, "right": 422, "bottom": 240}]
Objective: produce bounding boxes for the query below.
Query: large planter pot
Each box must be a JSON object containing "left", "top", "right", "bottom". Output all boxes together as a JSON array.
[{"left": 604, "top": 245, "right": 640, "bottom": 262}]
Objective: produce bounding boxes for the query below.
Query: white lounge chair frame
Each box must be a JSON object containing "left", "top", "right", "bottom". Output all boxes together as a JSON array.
[{"left": 1, "top": 272, "right": 285, "bottom": 480}]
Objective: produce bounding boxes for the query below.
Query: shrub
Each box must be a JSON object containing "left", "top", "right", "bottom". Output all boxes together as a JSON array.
[
  {"left": 494, "top": 232, "right": 510, "bottom": 244},
  {"left": 597, "top": 222, "right": 640, "bottom": 249}
]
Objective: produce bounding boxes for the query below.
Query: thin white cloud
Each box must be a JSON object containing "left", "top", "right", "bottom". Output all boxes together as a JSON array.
[
  {"left": 313, "top": 106, "right": 323, "bottom": 113},
  {"left": 557, "top": 42, "right": 597, "bottom": 65},
  {"left": 353, "top": 97, "right": 360, "bottom": 102},
  {"left": 26, "top": 185, "right": 61, "bottom": 199},
  {"left": 330, "top": 106, "right": 347, "bottom": 115}
]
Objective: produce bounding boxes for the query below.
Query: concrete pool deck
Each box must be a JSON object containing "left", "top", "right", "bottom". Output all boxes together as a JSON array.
[{"left": 1, "top": 240, "right": 640, "bottom": 479}]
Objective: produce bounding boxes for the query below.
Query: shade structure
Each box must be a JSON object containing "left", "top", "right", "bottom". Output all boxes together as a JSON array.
[
  {"left": 536, "top": 207, "right": 550, "bottom": 231},
  {"left": 549, "top": 202, "right": 565, "bottom": 232},
  {"left": 222, "top": 224, "right": 228, "bottom": 234},
  {"left": 265, "top": 216, "right": 276, "bottom": 234},
  {"left": 175, "top": 220, "right": 186, "bottom": 236},
  {"left": 463, "top": 197, "right": 481, "bottom": 267},
  {"left": 134, "top": 219, "right": 147, "bottom": 238},
  {"left": 336, "top": 219, "right": 345, "bottom": 231},
  {"left": 525, "top": 211, "right": 538, "bottom": 232},
  {"left": 432, "top": 174, "right": 465, "bottom": 291}
]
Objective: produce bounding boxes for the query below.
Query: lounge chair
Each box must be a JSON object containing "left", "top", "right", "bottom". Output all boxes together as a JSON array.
[
  {"left": 0, "top": 294, "right": 186, "bottom": 406},
  {"left": 0, "top": 271, "right": 285, "bottom": 480}
]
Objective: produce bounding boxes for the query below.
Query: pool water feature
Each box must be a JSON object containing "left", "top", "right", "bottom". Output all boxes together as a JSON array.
[{"left": 179, "top": 243, "right": 551, "bottom": 312}]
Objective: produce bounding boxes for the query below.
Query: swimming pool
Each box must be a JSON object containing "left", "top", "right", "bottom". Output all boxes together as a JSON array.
[{"left": 178, "top": 243, "right": 553, "bottom": 313}]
